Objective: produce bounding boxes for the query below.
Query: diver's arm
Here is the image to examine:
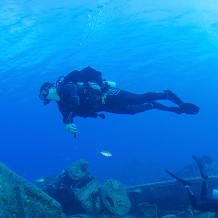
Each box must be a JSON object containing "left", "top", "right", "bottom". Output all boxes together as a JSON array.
[
  {"left": 59, "top": 84, "right": 80, "bottom": 137},
  {"left": 63, "top": 111, "right": 79, "bottom": 137},
  {"left": 61, "top": 84, "right": 80, "bottom": 107}
]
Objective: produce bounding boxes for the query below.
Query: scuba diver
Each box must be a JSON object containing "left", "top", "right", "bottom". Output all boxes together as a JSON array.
[
  {"left": 166, "top": 155, "right": 218, "bottom": 212},
  {"left": 39, "top": 66, "right": 200, "bottom": 137}
]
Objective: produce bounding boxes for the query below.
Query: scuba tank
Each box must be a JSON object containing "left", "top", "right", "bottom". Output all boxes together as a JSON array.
[{"left": 104, "top": 81, "right": 116, "bottom": 88}]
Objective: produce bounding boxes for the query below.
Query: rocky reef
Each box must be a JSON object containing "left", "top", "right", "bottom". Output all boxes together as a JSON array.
[
  {"left": 0, "top": 156, "right": 217, "bottom": 218},
  {"left": 0, "top": 161, "right": 66, "bottom": 218}
]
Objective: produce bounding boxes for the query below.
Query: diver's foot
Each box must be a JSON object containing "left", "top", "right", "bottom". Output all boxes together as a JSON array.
[
  {"left": 165, "top": 170, "right": 192, "bottom": 186},
  {"left": 192, "top": 155, "right": 208, "bottom": 180},
  {"left": 180, "top": 103, "right": 200, "bottom": 115},
  {"left": 164, "top": 90, "right": 184, "bottom": 106}
]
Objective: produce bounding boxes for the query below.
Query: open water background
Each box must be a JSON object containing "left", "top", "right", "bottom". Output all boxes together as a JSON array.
[{"left": 1, "top": 0, "right": 218, "bottom": 186}]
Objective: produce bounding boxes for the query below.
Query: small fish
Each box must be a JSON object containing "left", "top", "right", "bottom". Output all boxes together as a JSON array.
[
  {"left": 56, "top": 154, "right": 64, "bottom": 158},
  {"left": 35, "top": 178, "right": 44, "bottom": 183},
  {"left": 97, "top": 149, "right": 112, "bottom": 157}
]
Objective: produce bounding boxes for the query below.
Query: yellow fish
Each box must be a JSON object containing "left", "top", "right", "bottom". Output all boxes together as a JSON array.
[{"left": 97, "top": 149, "right": 112, "bottom": 157}]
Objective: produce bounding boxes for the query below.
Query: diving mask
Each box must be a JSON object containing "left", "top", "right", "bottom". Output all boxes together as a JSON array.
[{"left": 39, "top": 82, "right": 54, "bottom": 105}]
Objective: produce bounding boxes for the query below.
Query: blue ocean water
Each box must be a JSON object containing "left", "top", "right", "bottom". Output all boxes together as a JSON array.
[{"left": 1, "top": 0, "right": 218, "bottom": 186}]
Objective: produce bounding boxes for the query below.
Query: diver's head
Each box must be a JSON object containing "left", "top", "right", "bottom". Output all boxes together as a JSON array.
[{"left": 39, "top": 82, "right": 60, "bottom": 105}]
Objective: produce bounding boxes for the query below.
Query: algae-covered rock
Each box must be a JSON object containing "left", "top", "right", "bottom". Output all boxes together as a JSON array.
[
  {"left": 65, "top": 159, "right": 90, "bottom": 181},
  {"left": 0, "top": 161, "right": 67, "bottom": 218},
  {"left": 73, "top": 176, "right": 102, "bottom": 215},
  {"left": 138, "top": 203, "right": 158, "bottom": 218},
  {"left": 101, "top": 179, "right": 131, "bottom": 217}
]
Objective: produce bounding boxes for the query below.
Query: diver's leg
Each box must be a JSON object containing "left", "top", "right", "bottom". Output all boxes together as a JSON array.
[
  {"left": 200, "top": 180, "right": 214, "bottom": 202},
  {"left": 99, "top": 101, "right": 185, "bottom": 115},
  {"left": 197, "top": 178, "right": 218, "bottom": 211},
  {"left": 104, "top": 89, "right": 199, "bottom": 115},
  {"left": 200, "top": 180, "right": 208, "bottom": 199},
  {"left": 165, "top": 170, "right": 218, "bottom": 211},
  {"left": 106, "top": 89, "right": 199, "bottom": 114},
  {"left": 186, "top": 186, "right": 198, "bottom": 209},
  {"left": 105, "top": 88, "right": 169, "bottom": 105},
  {"left": 99, "top": 103, "right": 154, "bottom": 115},
  {"left": 150, "top": 102, "right": 195, "bottom": 114},
  {"left": 99, "top": 101, "right": 195, "bottom": 115},
  {"left": 163, "top": 90, "right": 183, "bottom": 105},
  {"left": 165, "top": 170, "right": 198, "bottom": 209},
  {"left": 151, "top": 102, "right": 200, "bottom": 114},
  {"left": 194, "top": 201, "right": 218, "bottom": 212},
  {"left": 185, "top": 186, "right": 217, "bottom": 212},
  {"left": 192, "top": 157, "right": 212, "bottom": 202}
]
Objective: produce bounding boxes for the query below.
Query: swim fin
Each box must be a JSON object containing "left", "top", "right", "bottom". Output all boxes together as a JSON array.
[
  {"left": 192, "top": 155, "right": 208, "bottom": 180},
  {"left": 165, "top": 170, "right": 192, "bottom": 186},
  {"left": 179, "top": 103, "right": 200, "bottom": 114}
]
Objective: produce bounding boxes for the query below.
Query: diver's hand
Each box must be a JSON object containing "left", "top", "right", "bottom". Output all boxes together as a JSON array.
[{"left": 65, "top": 123, "right": 79, "bottom": 138}]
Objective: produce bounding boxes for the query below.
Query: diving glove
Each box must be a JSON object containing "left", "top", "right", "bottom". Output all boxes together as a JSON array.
[{"left": 65, "top": 123, "right": 79, "bottom": 138}]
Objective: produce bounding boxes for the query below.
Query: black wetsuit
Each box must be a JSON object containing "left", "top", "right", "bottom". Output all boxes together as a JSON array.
[
  {"left": 186, "top": 181, "right": 218, "bottom": 212},
  {"left": 56, "top": 82, "right": 183, "bottom": 124}
]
